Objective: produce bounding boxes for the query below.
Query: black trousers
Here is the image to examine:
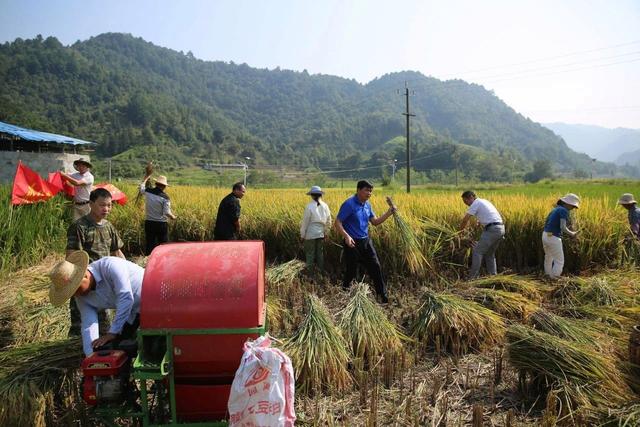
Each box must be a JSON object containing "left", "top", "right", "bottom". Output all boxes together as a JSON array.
[
  {"left": 343, "top": 238, "right": 387, "bottom": 297},
  {"left": 145, "top": 220, "right": 168, "bottom": 255}
]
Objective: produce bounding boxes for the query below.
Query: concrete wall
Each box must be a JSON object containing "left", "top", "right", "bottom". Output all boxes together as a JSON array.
[{"left": 0, "top": 151, "right": 91, "bottom": 183}]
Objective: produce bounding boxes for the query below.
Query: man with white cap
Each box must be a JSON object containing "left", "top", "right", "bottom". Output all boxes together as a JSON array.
[
  {"left": 300, "top": 185, "right": 332, "bottom": 272},
  {"left": 61, "top": 158, "right": 95, "bottom": 221},
  {"left": 618, "top": 193, "right": 640, "bottom": 240},
  {"left": 542, "top": 193, "right": 580, "bottom": 278},
  {"left": 140, "top": 173, "right": 177, "bottom": 255},
  {"left": 49, "top": 251, "right": 144, "bottom": 356}
]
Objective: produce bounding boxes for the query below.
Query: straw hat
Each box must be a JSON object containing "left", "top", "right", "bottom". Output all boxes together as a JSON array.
[
  {"left": 560, "top": 193, "right": 581, "bottom": 208},
  {"left": 155, "top": 175, "right": 169, "bottom": 186},
  {"left": 306, "top": 185, "right": 324, "bottom": 195},
  {"left": 49, "top": 251, "right": 90, "bottom": 307},
  {"left": 618, "top": 193, "right": 637, "bottom": 205},
  {"left": 73, "top": 158, "right": 93, "bottom": 169}
]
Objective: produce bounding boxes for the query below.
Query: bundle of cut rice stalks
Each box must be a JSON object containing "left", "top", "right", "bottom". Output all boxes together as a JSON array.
[
  {"left": 283, "top": 294, "right": 352, "bottom": 394},
  {"left": 411, "top": 290, "right": 505, "bottom": 355},
  {"left": 465, "top": 288, "right": 539, "bottom": 321},
  {"left": 418, "top": 216, "right": 467, "bottom": 265},
  {"left": 506, "top": 325, "right": 633, "bottom": 411},
  {"left": 464, "top": 274, "right": 544, "bottom": 301},
  {"left": 338, "top": 283, "right": 409, "bottom": 367},
  {"left": 385, "top": 196, "right": 430, "bottom": 277},
  {"left": 266, "top": 259, "right": 306, "bottom": 292},
  {"left": 266, "top": 294, "right": 290, "bottom": 336},
  {"left": 0, "top": 338, "right": 85, "bottom": 426}
]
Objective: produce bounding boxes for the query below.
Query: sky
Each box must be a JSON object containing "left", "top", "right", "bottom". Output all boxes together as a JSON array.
[{"left": 1, "top": 0, "right": 639, "bottom": 129}]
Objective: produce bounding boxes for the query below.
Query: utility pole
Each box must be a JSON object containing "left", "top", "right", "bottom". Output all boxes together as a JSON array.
[
  {"left": 108, "top": 158, "right": 112, "bottom": 182},
  {"left": 401, "top": 83, "right": 416, "bottom": 193},
  {"left": 452, "top": 146, "right": 459, "bottom": 187}
]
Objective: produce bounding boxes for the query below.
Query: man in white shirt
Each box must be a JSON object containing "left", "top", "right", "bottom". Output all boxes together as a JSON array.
[
  {"left": 300, "top": 186, "right": 332, "bottom": 272},
  {"left": 459, "top": 190, "right": 505, "bottom": 279},
  {"left": 49, "top": 251, "right": 144, "bottom": 356},
  {"left": 61, "top": 158, "right": 95, "bottom": 221}
]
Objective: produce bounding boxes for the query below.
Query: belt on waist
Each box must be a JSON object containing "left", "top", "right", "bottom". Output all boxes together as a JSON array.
[
  {"left": 74, "top": 201, "right": 90, "bottom": 205},
  {"left": 484, "top": 222, "right": 503, "bottom": 230}
]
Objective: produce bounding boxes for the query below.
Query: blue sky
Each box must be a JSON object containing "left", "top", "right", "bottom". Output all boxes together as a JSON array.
[{"left": 1, "top": 0, "right": 639, "bottom": 128}]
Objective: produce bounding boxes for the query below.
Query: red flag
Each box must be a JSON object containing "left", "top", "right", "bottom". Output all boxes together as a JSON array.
[
  {"left": 94, "top": 183, "right": 127, "bottom": 205},
  {"left": 11, "top": 161, "right": 59, "bottom": 205},
  {"left": 48, "top": 171, "right": 75, "bottom": 198}
]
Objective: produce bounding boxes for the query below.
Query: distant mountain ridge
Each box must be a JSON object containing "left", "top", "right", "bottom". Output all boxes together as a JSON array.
[
  {"left": 544, "top": 122, "right": 640, "bottom": 163},
  {"left": 0, "top": 33, "right": 609, "bottom": 179}
]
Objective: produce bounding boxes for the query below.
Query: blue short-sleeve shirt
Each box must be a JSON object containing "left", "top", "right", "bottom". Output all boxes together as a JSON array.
[
  {"left": 337, "top": 195, "right": 375, "bottom": 239},
  {"left": 543, "top": 206, "right": 569, "bottom": 237}
]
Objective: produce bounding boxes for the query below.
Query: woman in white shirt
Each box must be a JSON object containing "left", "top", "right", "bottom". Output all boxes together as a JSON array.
[{"left": 300, "top": 186, "right": 332, "bottom": 272}]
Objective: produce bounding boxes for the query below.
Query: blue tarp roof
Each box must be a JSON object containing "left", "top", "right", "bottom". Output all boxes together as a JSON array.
[{"left": 0, "top": 121, "right": 95, "bottom": 145}]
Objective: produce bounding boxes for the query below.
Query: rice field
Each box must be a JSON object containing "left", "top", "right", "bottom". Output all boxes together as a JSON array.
[{"left": 1, "top": 180, "right": 640, "bottom": 425}]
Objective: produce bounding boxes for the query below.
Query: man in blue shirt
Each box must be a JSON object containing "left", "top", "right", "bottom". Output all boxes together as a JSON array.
[
  {"left": 335, "top": 180, "right": 396, "bottom": 303},
  {"left": 49, "top": 251, "right": 144, "bottom": 356}
]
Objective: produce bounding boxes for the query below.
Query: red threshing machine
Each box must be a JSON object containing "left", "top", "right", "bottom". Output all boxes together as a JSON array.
[{"left": 80, "top": 241, "right": 267, "bottom": 426}]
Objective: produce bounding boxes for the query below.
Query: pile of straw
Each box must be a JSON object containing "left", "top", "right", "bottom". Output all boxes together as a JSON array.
[
  {"left": 266, "top": 259, "right": 306, "bottom": 291},
  {"left": 283, "top": 294, "right": 352, "bottom": 394},
  {"left": 464, "top": 274, "right": 543, "bottom": 301},
  {"left": 411, "top": 290, "right": 505, "bottom": 354},
  {"left": 0, "top": 339, "right": 85, "bottom": 426},
  {"left": 506, "top": 325, "right": 632, "bottom": 409},
  {"left": 467, "top": 288, "right": 539, "bottom": 321}
]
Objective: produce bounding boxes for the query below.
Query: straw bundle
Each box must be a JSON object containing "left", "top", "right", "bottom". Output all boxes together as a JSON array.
[
  {"left": 528, "top": 309, "right": 594, "bottom": 344},
  {"left": 283, "top": 294, "right": 352, "bottom": 394},
  {"left": 338, "top": 282, "right": 408, "bottom": 366},
  {"left": 465, "top": 274, "right": 543, "bottom": 301},
  {"left": 411, "top": 290, "right": 505, "bottom": 354},
  {"left": 0, "top": 339, "right": 85, "bottom": 426},
  {"left": 506, "top": 325, "right": 632, "bottom": 408},
  {"left": 266, "top": 294, "right": 289, "bottom": 336}
]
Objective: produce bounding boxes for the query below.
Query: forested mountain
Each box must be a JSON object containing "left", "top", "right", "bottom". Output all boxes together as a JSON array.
[
  {"left": 544, "top": 122, "right": 640, "bottom": 163},
  {"left": 0, "top": 33, "right": 614, "bottom": 180}
]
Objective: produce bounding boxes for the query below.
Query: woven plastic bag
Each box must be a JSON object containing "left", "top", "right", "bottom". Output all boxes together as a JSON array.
[{"left": 228, "top": 335, "right": 296, "bottom": 426}]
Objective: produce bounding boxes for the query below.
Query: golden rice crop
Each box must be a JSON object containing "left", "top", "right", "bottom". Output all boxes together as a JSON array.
[{"left": 466, "top": 288, "right": 539, "bottom": 321}]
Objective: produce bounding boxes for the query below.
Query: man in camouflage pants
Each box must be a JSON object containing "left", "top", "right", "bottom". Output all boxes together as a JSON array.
[{"left": 66, "top": 187, "right": 125, "bottom": 336}]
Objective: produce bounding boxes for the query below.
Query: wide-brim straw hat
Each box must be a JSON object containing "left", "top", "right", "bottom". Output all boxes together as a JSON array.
[
  {"left": 155, "top": 175, "right": 169, "bottom": 186},
  {"left": 560, "top": 193, "right": 581, "bottom": 208},
  {"left": 306, "top": 185, "right": 324, "bottom": 195},
  {"left": 49, "top": 251, "right": 90, "bottom": 307},
  {"left": 618, "top": 193, "right": 637, "bottom": 205},
  {"left": 73, "top": 158, "right": 93, "bottom": 169}
]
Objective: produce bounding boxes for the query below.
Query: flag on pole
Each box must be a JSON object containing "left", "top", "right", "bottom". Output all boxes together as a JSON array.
[
  {"left": 47, "top": 171, "right": 75, "bottom": 198},
  {"left": 11, "top": 161, "right": 58, "bottom": 205},
  {"left": 94, "top": 183, "right": 127, "bottom": 205}
]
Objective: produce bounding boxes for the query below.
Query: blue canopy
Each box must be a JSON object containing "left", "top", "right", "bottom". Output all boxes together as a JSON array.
[{"left": 0, "top": 120, "right": 95, "bottom": 146}]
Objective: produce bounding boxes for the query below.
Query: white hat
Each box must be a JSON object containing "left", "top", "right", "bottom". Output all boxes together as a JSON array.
[
  {"left": 49, "top": 251, "right": 90, "bottom": 306},
  {"left": 618, "top": 193, "right": 637, "bottom": 205},
  {"left": 306, "top": 185, "right": 324, "bottom": 195},
  {"left": 155, "top": 175, "right": 169, "bottom": 186},
  {"left": 560, "top": 193, "right": 581, "bottom": 208}
]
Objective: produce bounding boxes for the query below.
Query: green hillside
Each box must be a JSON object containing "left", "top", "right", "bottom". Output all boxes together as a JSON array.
[{"left": 0, "top": 33, "right": 614, "bottom": 181}]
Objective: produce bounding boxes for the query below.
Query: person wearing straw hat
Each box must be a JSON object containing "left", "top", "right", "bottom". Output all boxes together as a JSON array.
[
  {"left": 459, "top": 190, "right": 505, "bottom": 279},
  {"left": 335, "top": 180, "right": 396, "bottom": 304},
  {"left": 618, "top": 193, "right": 640, "bottom": 240},
  {"left": 542, "top": 193, "right": 580, "bottom": 278},
  {"left": 49, "top": 251, "right": 144, "bottom": 356},
  {"left": 140, "top": 173, "right": 177, "bottom": 255},
  {"left": 60, "top": 158, "right": 95, "bottom": 221},
  {"left": 300, "top": 186, "right": 332, "bottom": 274}
]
